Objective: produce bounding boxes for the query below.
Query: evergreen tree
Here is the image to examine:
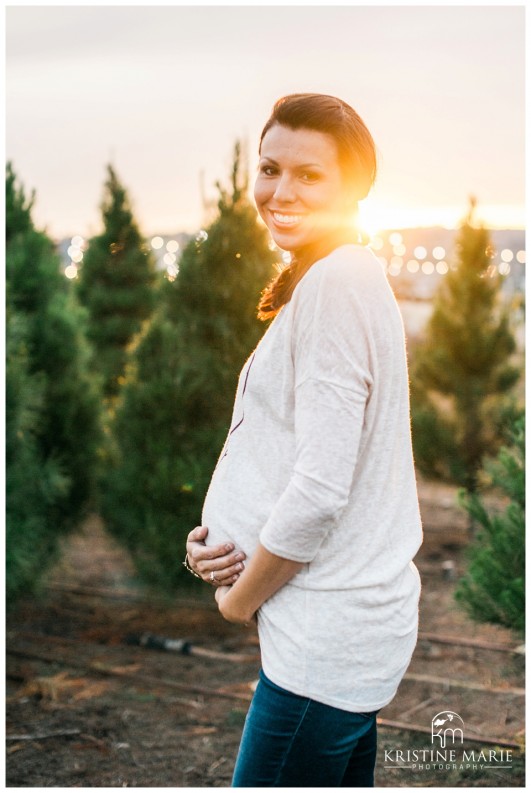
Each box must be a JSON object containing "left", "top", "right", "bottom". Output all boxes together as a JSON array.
[
  {"left": 6, "top": 163, "right": 102, "bottom": 603},
  {"left": 77, "top": 164, "right": 158, "bottom": 398},
  {"left": 6, "top": 309, "right": 69, "bottom": 603},
  {"left": 410, "top": 199, "right": 520, "bottom": 493},
  {"left": 455, "top": 415, "right": 525, "bottom": 634},
  {"left": 101, "top": 143, "right": 277, "bottom": 587}
]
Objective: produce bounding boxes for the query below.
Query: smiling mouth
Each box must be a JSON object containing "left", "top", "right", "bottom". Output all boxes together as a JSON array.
[{"left": 270, "top": 211, "right": 305, "bottom": 227}]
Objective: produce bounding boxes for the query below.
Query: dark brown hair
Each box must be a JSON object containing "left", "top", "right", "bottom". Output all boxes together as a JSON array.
[{"left": 257, "top": 93, "right": 377, "bottom": 320}]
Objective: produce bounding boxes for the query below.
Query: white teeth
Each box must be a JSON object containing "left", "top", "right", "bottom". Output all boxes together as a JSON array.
[{"left": 272, "top": 212, "right": 304, "bottom": 225}]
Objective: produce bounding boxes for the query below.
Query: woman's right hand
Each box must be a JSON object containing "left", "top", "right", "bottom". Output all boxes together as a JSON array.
[{"left": 186, "top": 525, "right": 246, "bottom": 586}]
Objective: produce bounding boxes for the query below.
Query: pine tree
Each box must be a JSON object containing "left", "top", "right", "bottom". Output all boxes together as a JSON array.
[
  {"left": 455, "top": 415, "right": 525, "bottom": 634},
  {"left": 6, "top": 309, "right": 69, "bottom": 603},
  {"left": 410, "top": 199, "right": 520, "bottom": 493},
  {"left": 77, "top": 164, "right": 158, "bottom": 398},
  {"left": 101, "top": 143, "right": 277, "bottom": 587},
  {"left": 6, "top": 163, "right": 103, "bottom": 603}
]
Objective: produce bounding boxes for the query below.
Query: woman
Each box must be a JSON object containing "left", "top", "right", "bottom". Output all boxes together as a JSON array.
[{"left": 184, "top": 93, "right": 422, "bottom": 787}]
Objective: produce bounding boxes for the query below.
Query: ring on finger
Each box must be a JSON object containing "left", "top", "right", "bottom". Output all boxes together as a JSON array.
[{"left": 210, "top": 571, "right": 217, "bottom": 583}]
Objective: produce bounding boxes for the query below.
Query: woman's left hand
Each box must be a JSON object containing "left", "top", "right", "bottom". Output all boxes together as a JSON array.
[{"left": 186, "top": 525, "right": 246, "bottom": 586}]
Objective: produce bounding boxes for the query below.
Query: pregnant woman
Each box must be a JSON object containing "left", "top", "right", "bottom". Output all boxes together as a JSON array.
[{"left": 184, "top": 93, "right": 422, "bottom": 787}]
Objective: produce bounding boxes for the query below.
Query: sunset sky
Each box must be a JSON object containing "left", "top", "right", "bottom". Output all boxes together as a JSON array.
[{"left": 6, "top": 4, "right": 526, "bottom": 239}]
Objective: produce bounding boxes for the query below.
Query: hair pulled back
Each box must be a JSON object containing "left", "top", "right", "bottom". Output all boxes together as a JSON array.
[{"left": 257, "top": 93, "right": 377, "bottom": 321}]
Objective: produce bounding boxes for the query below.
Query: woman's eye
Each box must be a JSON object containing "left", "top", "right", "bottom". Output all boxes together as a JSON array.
[
  {"left": 300, "top": 171, "right": 319, "bottom": 182},
  {"left": 260, "top": 165, "right": 277, "bottom": 176}
]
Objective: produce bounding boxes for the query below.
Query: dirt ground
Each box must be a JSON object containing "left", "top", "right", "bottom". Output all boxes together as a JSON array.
[{"left": 6, "top": 476, "right": 525, "bottom": 788}]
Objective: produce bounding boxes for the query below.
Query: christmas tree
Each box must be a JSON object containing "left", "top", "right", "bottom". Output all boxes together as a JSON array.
[
  {"left": 410, "top": 199, "right": 520, "bottom": 493},
  {"left": 6, "top": 163, "right": 102, "bottom": 603},
  {"left": 455, "top": 415, "right": 524, "bottom": 634},
  {"left": 101, "top": 143, "right": 277, "bottom": 587},
  {"left": 77, "top": 164, "right": 158, "bottom": 398}
]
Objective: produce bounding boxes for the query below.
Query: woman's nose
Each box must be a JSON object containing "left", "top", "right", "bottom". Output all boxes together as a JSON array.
[{"left": 273, "top": 174, "right": 296, "bottom": 203}]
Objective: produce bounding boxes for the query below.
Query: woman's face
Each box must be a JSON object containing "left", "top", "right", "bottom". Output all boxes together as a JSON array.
[{"left": 254, "top": 123, "right": 353, "bottom": 253}]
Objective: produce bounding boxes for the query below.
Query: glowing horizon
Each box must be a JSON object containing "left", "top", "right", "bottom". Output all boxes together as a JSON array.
[
  {"left": 356, "top": 200, "right": 526, "bottom": 236},
  {"left": 146, "top": 194, "right": 525, "bottom": 240}
]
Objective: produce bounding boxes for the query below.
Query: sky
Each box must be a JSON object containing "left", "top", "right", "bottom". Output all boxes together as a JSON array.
[{"left": 5, "top": 4, "right": 526, "bottom": 240}]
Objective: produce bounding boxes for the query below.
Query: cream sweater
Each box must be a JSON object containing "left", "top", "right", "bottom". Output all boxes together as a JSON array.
[{"left": 202, "top": 244, "right": 422, "bottom": 712}]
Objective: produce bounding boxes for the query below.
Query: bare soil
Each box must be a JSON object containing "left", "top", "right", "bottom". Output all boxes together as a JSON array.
[{"left": 6, "top": 476, "right": 525, "bottom": 787}]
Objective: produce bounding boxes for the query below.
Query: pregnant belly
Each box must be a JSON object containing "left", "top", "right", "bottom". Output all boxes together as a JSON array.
[
  {"left": 201, "top": 466, "right": 273, "bottom": 559},
  {"left": 201, "top": 499, "right": 261, "bottom": 559},
  {"left": 201, "top": 497, "right": 235, "bottom": 549}
]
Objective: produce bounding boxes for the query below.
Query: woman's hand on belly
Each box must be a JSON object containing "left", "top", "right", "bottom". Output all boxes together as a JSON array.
[{"left": 185, "top": 525, "right": 246, "bottom": 586}]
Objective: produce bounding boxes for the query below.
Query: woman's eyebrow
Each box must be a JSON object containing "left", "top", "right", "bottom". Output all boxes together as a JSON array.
[
  {"left": 260, "top": 156, "right": 323, "bottom": 169},
  {"left": 296, "top": 163, "right": 324, "bottom": 170}
]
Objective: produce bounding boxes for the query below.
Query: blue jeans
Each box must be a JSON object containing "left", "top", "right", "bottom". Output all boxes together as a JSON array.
[{"left": 232, "top": 670, "right": 379, "bottom": 787}]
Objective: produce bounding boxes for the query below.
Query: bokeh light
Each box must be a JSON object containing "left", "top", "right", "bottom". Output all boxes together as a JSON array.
[
  {"left": 499, "top": 261, "right": 511, "bottom": 276},
  {"left": 422, "top": 261, "right": 434, "bottom": 275},
  {"left": 516, "top": 250, "right": 525, "bottom": 264},
  {"left": 414, "top": 246, "right": 427, "bottom": 260},
  {"left": 151, "top": 236, "right": 164, "bottom": 249},
  {"left": 166, "top": 240, "right": 179, "bottom": 253},
  {"left": 389, "top": 232, "right": 403, "bottom": 246},
  {"left": 406, "top": 259, "right": 419, "bottom": 273},
  {"left": 433, "top": 246, "right": 446, "bottom": 260},
  {"left": 166, "top": 263, "right": 178, "bottom": 281},
  {"left": 436, "top": 261, "right": 449, "bottom": 275},
  {"left": 500, "top": 249, "right": 514, "bottom": 263},
  {"left": 65, "top": 264, "right": 78, "bottom": 279}
]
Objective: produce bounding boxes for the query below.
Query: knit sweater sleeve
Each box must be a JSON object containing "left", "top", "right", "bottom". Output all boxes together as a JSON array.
[{"left": 259, "top": 253, "right": 374, "bottom": 563}]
